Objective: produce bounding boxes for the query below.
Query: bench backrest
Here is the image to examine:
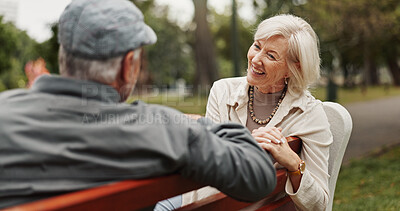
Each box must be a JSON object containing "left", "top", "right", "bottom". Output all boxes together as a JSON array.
[
  {"left": 323, "top": 102, "right": 353, "bottom": 211},
  {"left": 6, "top": 138, "right": 302, "bottom": 211}
]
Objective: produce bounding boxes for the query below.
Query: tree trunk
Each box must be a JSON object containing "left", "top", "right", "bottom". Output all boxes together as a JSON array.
[
  {"left": 363, "top": 45, "right": 379, "bottom": 85},
  {"left": 193, "top": 0, "right": 218, "bottom": 93},
  {"left": 367, "top": 57, "right": 379, "bottom": 85},
  {"left": 386, "top": 47, "right": 400, "bottom": 86}
]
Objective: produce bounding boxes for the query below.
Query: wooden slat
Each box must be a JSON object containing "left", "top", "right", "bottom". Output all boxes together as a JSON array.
[{"left": 5, "top": 175, "right": 203, "bottom": 211}]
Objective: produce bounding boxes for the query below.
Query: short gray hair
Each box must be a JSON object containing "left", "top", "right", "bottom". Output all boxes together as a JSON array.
[
  {"left": 59, "top": 46, "right": 141, "bottom": 84},
  {"left": 255, "top": 14, "right": 320, "bottom": 95}
]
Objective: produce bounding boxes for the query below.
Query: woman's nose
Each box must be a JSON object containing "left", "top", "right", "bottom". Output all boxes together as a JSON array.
[{"left": 252, "top": 52, "right": 263, "bottom": 66}]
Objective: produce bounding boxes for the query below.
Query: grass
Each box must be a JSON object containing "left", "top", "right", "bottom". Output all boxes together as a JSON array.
[
  {"left": 130, "top": 85, "right": 400, "bottom": 114},
  {"left": 310, "top": 85, "right": 400, "bottom": 104},
  {"left": 333, "top": 145, "right": 400, "bottom": 210},
  {"left": 130, "top": 95, "right": 208, "bottom": 115}
]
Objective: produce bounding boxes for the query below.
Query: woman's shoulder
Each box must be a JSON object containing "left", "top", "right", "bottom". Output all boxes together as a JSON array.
[
  {"left": 287, "top": 90, "right": 323, "bottom": 114},
  {"left": 302, "top": 90, "right": 321, "bottom": 105},
  {"left": 299, "top": 91, "right": 329, "bottom": 121},
  {"left": 212, "top": 76, "right": 247, "bottom": 90}
]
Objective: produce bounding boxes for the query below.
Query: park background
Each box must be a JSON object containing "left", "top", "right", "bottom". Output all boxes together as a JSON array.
[{"left": 0, "top": 0, "right": 399, "bottom": 210}]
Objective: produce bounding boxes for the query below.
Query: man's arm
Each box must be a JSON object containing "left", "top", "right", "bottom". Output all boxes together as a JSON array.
[{"left": 180, "top": 118, "right": 277, "bottom": 202}]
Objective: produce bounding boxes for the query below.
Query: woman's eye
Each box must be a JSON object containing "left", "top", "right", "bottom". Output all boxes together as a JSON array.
[
  {"left": 267, "top": 53, "right": 276, "bottom": 60},
  {"left": 254, "top": 44, "right": 261, "bottom": 50}
]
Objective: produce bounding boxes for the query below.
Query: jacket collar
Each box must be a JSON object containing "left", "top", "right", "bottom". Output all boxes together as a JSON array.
[{"left": 31, "top": 75, "right": 121, "bottom": 103}]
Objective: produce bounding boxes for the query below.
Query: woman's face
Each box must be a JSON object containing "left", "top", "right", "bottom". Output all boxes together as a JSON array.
[{"left": 246, "top": 35, "right": 290, "bottom": 93}]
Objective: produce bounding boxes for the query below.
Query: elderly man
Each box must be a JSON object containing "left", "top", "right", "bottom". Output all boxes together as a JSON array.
[{"left": 0, "top": 0, "right": 276, "bottom": 208}]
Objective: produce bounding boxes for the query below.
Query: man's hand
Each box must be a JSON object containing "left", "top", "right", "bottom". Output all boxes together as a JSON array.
[{"left": 25, "top": 58, "right": 50, "bottom": 88}]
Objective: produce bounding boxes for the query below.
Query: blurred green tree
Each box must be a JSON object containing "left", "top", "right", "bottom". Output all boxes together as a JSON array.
[
  {"left": 134, "top": 0, "right": 195, "bottom": 91},
  {"left": 0, "top": 17, "right": 17, "bottom": 79},
  {"left": 0, "top": 16, "right": 38, "bottom": 91},
  {"left": 209, "top": 9, "right": 253, "bottom": 78},
  {"left": 251, "top": 0, "right": 400, "bottom": 89},
  {"left": 35, "top": 24, "right": 59, "bottom": 74},
  {"left": 299, "top": 0, "right": 400, "bottom": 86}
]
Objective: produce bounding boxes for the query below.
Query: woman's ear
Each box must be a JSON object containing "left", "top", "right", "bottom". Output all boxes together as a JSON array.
[{"left": 295, "top": 62, "right": 301, "bottom": 70}]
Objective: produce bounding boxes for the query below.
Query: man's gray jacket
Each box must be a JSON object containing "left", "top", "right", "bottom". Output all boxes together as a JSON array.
[{"left": 0, "top": 75, "right": 276, "bottom": 208}]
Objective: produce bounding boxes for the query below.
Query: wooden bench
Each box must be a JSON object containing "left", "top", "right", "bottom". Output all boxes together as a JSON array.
[{"left": 5, "top": 137, "right": 301, "bottom": 211}]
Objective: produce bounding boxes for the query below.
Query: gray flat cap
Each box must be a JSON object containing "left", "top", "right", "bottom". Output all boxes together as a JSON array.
[{"left": 58, "top": 0, "right": 157, "bottom": 59}]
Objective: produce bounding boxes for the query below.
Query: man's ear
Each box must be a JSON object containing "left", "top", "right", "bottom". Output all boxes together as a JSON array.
[
  {"left": 122, "top": 50, "right": 141, "bottom": 84},
  {"left": 121, "top": 51, "right": 135, "bottom": 83},
  {"left": 131, "top": 50, "right": 141, "bottom": 81}
]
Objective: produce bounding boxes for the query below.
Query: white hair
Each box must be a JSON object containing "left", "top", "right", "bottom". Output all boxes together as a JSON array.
[
  {"left": 255, "top": 14, "right": 320, "bottom": 95},
  {"left": 59, "top": 46, "right": 141, "bottom": 84}
]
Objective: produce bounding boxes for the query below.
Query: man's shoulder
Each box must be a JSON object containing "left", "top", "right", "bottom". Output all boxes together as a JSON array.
[{"left": 0, "top": 88, "right": 29, "bottom": 101}]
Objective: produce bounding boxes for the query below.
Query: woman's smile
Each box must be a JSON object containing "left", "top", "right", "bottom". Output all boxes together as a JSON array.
[{"left": 250, "top": 65, "right": 265, "bottom": 76}]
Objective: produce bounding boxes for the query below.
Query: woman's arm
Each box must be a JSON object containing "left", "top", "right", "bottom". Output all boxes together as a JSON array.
[
  {"left": 286, "top": 104, "right": 332, "bottom": 211},
  {"left": 253, "top": 103, "right": 332, "bottom": 211}
]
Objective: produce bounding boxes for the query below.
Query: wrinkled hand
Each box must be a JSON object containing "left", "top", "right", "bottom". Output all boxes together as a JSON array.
[{"left": 252, "top": 126, "right": 301, "bottom": 171}]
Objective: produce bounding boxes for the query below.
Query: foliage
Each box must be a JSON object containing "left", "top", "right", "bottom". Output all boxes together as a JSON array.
[
  {"left": 333, "top": 145, "right": 400, "bottom": 210},
  {"left": 251, "top": 0, "right": 400, "bottom": 87},
  {"left": 35, "top": 24, "right": 59, "bottom": 74},
  {"left": 144, "top": 11, "right": 195, "bottom": 87},
  {"left": 0, "top": 16, "right": 16, "bottom": 75},
  {"left": 0, "top": 17, "right": 38, "bottom": 91},
  {"left": 134, "top": 0, "right": 195, "bottom": 88},
  {"left": 209, "top": 9, "right": 254, "bottom": 78},
  {"left": 299, "top": 0, "right": 400, "bottom": 86}
]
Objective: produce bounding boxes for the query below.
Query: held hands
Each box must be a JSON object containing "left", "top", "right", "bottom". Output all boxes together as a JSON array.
[{"left": 252, "top": 126, "right": 301, "bottom": 172}]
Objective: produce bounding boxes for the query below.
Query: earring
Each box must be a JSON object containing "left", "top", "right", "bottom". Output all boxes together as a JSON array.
[{"left": 284, "top": 77, "right": 288, "bottom": 85}]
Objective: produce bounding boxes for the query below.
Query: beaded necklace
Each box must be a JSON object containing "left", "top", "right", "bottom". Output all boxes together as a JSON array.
[{"left": 248, "top": 85, "right": 287, "bottom": 125}]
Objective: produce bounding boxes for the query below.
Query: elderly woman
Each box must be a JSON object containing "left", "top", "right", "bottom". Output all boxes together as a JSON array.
[{"left": 181, "top": 14, "right": 333, "bottom": 211}]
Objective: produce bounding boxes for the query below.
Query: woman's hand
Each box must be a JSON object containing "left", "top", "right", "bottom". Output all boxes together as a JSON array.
[{"left": 252, "top": 126, "right": 301, "bottom": 172}]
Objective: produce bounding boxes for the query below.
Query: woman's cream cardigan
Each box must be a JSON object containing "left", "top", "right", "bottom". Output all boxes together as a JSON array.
[{"left": 183, "top": 77, "right": 332, "bottom": 211}]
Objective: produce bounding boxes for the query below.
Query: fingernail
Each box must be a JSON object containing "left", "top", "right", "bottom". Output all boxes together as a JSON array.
[
  {"left": 275, "top": 138, "right": 281, "bottom": 144},
  {"left": 281, "top": 138, "right": 286, "bottom": 144}
]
